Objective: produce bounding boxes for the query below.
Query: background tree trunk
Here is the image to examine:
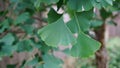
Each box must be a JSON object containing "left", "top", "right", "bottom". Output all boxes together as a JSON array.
[{"left": 95, "top": 23, "right": 108, "bottom": 68}]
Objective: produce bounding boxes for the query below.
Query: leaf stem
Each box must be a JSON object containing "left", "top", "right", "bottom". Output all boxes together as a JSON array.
[{"left": 73, "top": 12, "right": 81, "bottom": 32}]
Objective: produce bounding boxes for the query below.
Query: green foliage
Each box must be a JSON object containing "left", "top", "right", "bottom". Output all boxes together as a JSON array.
[
  {"left": 107, "top": 38, "right": 120, "bottom": 68},
  {"left": 0, "top": 0, "right": 119, "bottom": 68}
]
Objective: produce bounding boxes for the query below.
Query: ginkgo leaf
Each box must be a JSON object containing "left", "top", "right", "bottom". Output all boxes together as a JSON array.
[
  {"left": 38, "top": 17, "right": 76, "bottom": 47},
  {"left": 67, "top": 10, "right": 93, "bottom": 33},
  {"left": 67, "top": 0, "right": 93, "bottom": 12},
  {"left": 71, "top": 32, "right": 101, "bottom": 57}
]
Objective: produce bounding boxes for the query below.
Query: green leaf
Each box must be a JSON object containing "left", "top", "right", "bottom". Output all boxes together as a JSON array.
[
  {"left": 14, "top": 12, "right": 30, "bottom": 25},
  {"left": 47, "top": 8, "right": 62, "bottom": 23},
  {"left": 67, "top": 10, "right": 93, "bottom": 33},
  {"left": 43, "top": 54, "right": 63, "bottom": 68},
  {"left": 71, "top": 32, "right": 101, "bottom": 57},
  {"left": 0, "top": 33, "right": 15, "bottom": 45},
  {"left": 38, "top": 17, "right": 76, "bottom": 47},
  {"left": 67, "top": 0, "right": 93, "bottom": 12}
]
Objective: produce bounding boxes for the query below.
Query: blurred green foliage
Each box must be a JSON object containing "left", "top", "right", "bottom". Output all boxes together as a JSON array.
[
  {"left": 0, "top": 0, "right": 120, "bottom": 68},
  {"left": 107, "top": 37, "right": 120, "bottom": 68}
]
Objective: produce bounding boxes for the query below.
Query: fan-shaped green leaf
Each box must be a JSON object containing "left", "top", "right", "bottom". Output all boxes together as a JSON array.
[
  {"left": 71, "top": 32, "right": 101, "bottom": 57},
  {"left": 38, "top": 17, "right": 76, "bottom": 47}
]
